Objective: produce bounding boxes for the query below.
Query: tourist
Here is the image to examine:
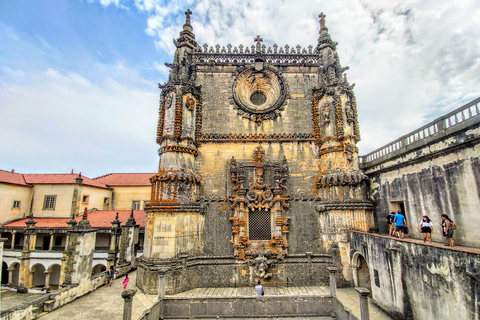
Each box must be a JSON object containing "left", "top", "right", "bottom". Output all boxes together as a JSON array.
[
  {"left": 106, "top": 266, "right": 114, "bottom": 287},
  {"left": 441, "top": 214, "right": 455, "bottom": 247},
  {"left": 386, "top": 212, "right": 395, "bottom": 237},
  {"left": 394, "top": 211, "right": 407, "bottom": 239},
  {"left": 255, "top": 280, "right": 264, "bottom": 296},
  {"left": 123, "top": 274, "right": 129, "bottom": 290},
  {"left": 420, "top": 216, "right": 433, "bottom": 243}
]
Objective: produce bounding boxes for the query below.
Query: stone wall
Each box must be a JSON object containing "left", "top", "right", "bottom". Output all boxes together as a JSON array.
[
  {"left": 350, "top": 231, "right": 480, "bottom": 320},
  {"left": 137, "top": 254, "right": 332, "bottom": 295},
  {"left": 363, "top": 113, "right": 480, "bottom": 247},
  {"left": 162, "top": 295, "right": 332, "bottom": 319}
]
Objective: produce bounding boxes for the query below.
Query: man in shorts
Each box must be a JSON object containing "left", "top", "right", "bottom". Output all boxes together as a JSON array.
[
  {"left": 393, "top": 211, "right": 407, "bottom": 239},
  {"left": 386, "top": 212, "right": 395, "bottom": 237}
]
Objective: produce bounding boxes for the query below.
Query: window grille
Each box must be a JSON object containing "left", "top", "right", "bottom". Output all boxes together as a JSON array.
[
  {"left": 249, "top": 209, "right": 271, "bottom": 240},
  {"left": 43, "top": 195, "right": 56, "bottom": 210},
  {"left": 12, "top": 200, "right": 20, "bottom": 208}
]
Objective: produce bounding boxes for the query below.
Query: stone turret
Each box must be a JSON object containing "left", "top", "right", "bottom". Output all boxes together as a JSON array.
[
  {"left": 312, "top": 13, "right": 367, "bottom": 201},
  {"left": 152, "top": 9, "right": 202, "bottom": 204}
]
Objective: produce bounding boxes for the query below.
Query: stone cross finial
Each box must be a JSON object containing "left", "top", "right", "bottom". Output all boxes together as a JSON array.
[
  {"left": 319, "top": 12, "right": 326, "bottom": 29},
  {"left": 254, "top": 35, "right": 263, "bottom": 52},
  {"left": 185, "top": 9, "right": 192, "bottom": 24}
]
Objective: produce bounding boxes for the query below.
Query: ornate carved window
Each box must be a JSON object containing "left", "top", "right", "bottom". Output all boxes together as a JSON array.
[{"left": 228, "top": 147, "right": 291, "bottom": 260}]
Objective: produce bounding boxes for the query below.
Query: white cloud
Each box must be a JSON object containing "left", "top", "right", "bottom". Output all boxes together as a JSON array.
[
  {"left": 0, "top": 65, "right": 159, "bottom": 177},
  {"left": 128, "top": 0, "right": 480, "bottom": 154}
]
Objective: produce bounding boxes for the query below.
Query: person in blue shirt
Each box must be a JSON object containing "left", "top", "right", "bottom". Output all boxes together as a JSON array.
[{"left": 393, "top": 212, "right": 407, "bottom": 239}]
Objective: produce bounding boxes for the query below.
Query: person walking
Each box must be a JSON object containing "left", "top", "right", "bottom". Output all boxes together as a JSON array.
[
  {"left": 420, "top": 216, "right": 433, "bottom": 243},
  {"left": 123, "top": 274, "right": 129, "bottom": 290},
  {"left": 441, "top": 214, "right": 455, "bottom": 247},
  {"left": 255, "top": 280, "right": 264, "bottom": 296},
  {"left": 393, "top": 211, "right": 407, "bottom": 239},
  {"left": 386, "top": 212, "right": 395, "bottom": 237},
  {"left": 106, "top": 266, "right": 114, "bottom": 287}
]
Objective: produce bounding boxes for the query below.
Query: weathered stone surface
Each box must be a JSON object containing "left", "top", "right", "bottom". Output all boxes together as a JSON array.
[
  {"left": 140, "top": 10, "right": 372, "bottom": 295},
  {"left": 365, "top": 115, "right": 480, "bottom": 247},
  {"left": 350, "top": 231, "right": 480, "bottom": 320}
]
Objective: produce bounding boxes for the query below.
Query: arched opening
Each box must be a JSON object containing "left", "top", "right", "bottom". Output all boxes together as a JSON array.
[
  {"left": 31, "top": 264, "right": 46, "bottom": 288},
  {"left": 357, "top": 255, "right": 371, "bottom": 290},
  {"left": 91, "top": 264, "right": 106, "bottom": 277},
  {"left": 352, "top": 252, "right": 371, "bottom": 290},
  {"left": 10, "top": 263, "right": 20, "bottom": 287},
  {"left": 48, "top": 264, "right": 61, "bottom": 290},
  {"left": 2, "top": 261, "right": 8, "bottom": 285}
]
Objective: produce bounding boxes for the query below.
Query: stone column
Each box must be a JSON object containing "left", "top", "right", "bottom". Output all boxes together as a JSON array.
[
  {"left": 355, "top": 287, "right": 370, "bottom": 320},
  {"left": 327, "top": 266, "right": 337, "bottom": 297},
  {"left": 45, "top": 271, "right": 51, "bottom": 289},
  {"left": 8, "top": 266, "right": 14, "bottom": 286},
  {"left": 62, "top": 209, "right": 96, "bottom": 286},
  {"left": 121, "top": 289, "right": 137, "bottom": 320},
  {"left": 108, "top": 213, "right": 121, "bottom": 270},
  {"left": 11, "top": 232, "right": 15, "bottom": 250},
  {"left": 49, "top": 234, "right": 55, "bottom": 251}
]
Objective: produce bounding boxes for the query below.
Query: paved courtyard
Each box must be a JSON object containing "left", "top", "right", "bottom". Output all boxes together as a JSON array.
[{"left": 2, "top": 270, "right": 396, "bottom": 320}]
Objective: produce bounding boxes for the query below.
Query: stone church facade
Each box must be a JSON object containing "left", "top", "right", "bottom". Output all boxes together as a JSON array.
[{"left": 138, "top": 11, "right": 374, "bottom": 294}]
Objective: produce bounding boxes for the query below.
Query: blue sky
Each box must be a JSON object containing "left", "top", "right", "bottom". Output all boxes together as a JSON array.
[{"left": 1, "top": 0, "right": 480, "bottom": 177}]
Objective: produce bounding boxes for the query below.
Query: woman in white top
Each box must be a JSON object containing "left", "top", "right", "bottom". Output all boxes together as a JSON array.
[{"left": 419, "top": 215, "right": 433, "bottom": 243}]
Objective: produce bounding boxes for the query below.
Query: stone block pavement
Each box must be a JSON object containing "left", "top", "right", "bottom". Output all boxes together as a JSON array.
[
  {"left": 38, "top": 271, "right": 157, "bottom": 320},
  {"left": 15, "top": 271, "right": 392, "bottom": 320},
  {"left": 337, "top": 288, "right": 392, "bottom": 320}
]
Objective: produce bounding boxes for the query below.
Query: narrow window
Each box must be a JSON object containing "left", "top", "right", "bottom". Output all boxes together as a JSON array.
[
  {"left": 12, "top": 200, "right": 21, "bottom": 209},
  {"left": 103, "top": 197, "right": 110, "bottom": 205},
  {"left": 43, "top": 195, "right": 57, "bottom": 210},
  {"left": 82, "top": 195, "right": 89, "bottom": 204},
  {"left": 132, "top": 200, "right": 140, "bottom": 210}
]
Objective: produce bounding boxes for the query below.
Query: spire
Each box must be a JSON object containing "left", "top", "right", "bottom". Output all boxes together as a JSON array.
[
  {"left": 25, "top": 213, "right": 36, "bottom": 229},
  {"left": 67, "top": 210, "right": 77, "bottom": 229},
  {"left": 315, "top": 12, "right": 335, "bottom": 54},
  {"left": 75, "top": 173, "right": 83, "bottom": 184},
  {"left": 126, "top": 208, "right": 137, "bottom": 226},
  {"left": 183, "top": 9, "right": 193, "bottom": 32},
  {"left": 77, "top": 207, "right": 92, "bottom": 230},
  {"left": 111, "top": 212, "right": 121, "bottom": 229},
  {"left": 174, "top": 8, "right": 197, "bottom": 48}
]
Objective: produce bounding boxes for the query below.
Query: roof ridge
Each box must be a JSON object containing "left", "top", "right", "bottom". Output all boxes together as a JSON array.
[{"left": 93, "top": 173, "right": 112, "bottom": 180}]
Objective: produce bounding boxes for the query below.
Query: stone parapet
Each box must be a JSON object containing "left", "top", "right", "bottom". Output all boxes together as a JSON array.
[{"left": 360, "top": 97, "right": 480, "bottom": 172}]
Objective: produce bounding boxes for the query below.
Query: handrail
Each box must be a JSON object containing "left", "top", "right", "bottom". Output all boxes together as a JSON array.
[{"left": 359, "top": 97, "right": 480, "bottom": 164}]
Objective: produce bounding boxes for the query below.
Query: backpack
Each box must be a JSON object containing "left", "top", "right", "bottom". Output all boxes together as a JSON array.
[{"left": 451, "top": 221, "right": 457, "bottom": 230}]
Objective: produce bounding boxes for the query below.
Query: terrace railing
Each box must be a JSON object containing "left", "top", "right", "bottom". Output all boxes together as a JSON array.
[{"left": 359, "top": 97, "right": 480, "bottom": 165}]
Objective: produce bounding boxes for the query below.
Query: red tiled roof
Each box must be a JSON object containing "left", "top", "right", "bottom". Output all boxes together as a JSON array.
[
  {"left": 23, "top": 174, "right": 109, "bottom": 189},
  {"left": 3, "top": 210, "right": 146, "bottom": 228},
  {"left": 93, "top": 173, "right": 155, "bottom": 186},
  {"left": 0, "top": 170, "right": 30, "bottom": 186}
]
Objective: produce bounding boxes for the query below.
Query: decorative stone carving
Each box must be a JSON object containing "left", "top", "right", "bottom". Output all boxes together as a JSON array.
[
  {"left": 185, "top": 95, "right": 196, "bottom": 111},
  {"left": 228, "top": 147, "right": 290, "bottom": 260},
  {"left": 316, "top": 169, "right": 368, "bottom": 188},
  {"left": 231, "top": 67, "right": 288, "bottom": 124},
  {"left": 251, "top": 253, "right": 273, "bottom": 279}
]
